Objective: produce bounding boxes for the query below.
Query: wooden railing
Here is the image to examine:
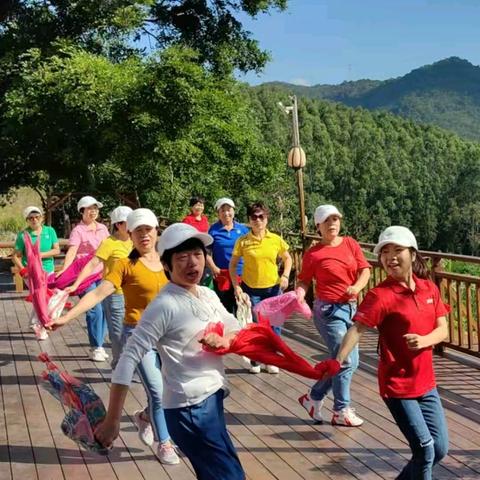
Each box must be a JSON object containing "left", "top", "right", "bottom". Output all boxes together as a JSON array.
[
  {"left": 0, "top": 239, "right": 69, "bottom": 292},
  {"left": 286, "top": 232, "right": 480, "bottom": 359},
  {"left": 3, "top": 229, "right": 480, "bottom": 358}
]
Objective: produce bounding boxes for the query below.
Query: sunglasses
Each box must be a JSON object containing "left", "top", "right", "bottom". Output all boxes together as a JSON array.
[{"left": 250, "top": 213, "right": 266, "bottom": 221}]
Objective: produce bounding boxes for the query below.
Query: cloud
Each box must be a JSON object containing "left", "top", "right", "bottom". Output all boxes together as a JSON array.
[{"left": 289, "top": 78, "right": 311, "bottom": 86}]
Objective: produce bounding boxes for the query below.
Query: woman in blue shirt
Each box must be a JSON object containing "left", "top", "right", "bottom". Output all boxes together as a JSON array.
[{"left": 207, "top": 198, "right": 249, "bottom": 313}]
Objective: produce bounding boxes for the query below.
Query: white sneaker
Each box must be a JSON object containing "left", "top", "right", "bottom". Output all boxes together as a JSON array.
[
  {"left": 98, "top": 347, "right": 109, "bottom": 359},
  {"left": 91, "top": 348, "right": 107, "bottom": 362},
  {"left": 266, "top": 365, "right": 279, "bottom": 374},
  {"left": 37, "top": 327, "right": 49, "bottom": 341},
  {"left": 298, "top": 393, "right": 324, "bottom": 422},
  {"left": 29, "top": 316, "right": 38, "bottom": 331},
  {"left": 249, "top": 364, "right": 261, "bottom": 374},
  {"left": 331, "top": 407, "right": 364, "bottom": 427},
  {"left": 156, "top": 441, "right": 180, "bottom": 465},
  {"left": 133, "top": 410, "right": 154, "bottom": 446}
]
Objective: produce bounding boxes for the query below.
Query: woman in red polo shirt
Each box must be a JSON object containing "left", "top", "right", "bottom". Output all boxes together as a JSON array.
[
  {"left": 297, "top": 205, "right": 370, "bottom": 427},
  {"left": 336, "top": 226, "right": 449, "bottom": 480},
  {"left": 182, "top": 196, "right": 209, "bottom": 233}
]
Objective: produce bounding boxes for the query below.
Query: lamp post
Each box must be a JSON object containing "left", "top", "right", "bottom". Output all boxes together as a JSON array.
[{"left": 278, "top": 95, "right": 307, "bottom": 243}]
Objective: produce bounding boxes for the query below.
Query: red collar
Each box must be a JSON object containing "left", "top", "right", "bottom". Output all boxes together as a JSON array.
[{"left": 383, "top": 274, "right": 428, "bottom": 294}]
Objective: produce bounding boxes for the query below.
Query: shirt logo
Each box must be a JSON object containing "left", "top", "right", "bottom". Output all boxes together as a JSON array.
[{"left": 426, "top": 298, "right": 434, "bottom": 304}]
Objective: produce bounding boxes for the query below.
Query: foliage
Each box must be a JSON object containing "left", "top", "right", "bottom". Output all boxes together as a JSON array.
[
  {"left": 443, "top": 260, "right": 480, "bottom": 277},
  {"left": 0, "top": 215, "right": 24, "bottom": 241},
  {"left": 3, "top": 3, "right": 480, "bottom": 256},
  {"left": 247, "top": 85, "right": 480, "bottom": 253},
  {"left": 0, "top": 0, "right": 289, "bottom": 224},
  {"left": 0, "top": 43, "right": 286, "bottom": 225},
  {"left": 0, "top": 0, "right": 287, "bottom": 70}
]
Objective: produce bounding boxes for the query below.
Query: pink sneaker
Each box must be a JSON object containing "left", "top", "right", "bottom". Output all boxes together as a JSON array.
[
  {"left": 331, "top": 407, "right": 364, "bottom": 427},
  {"left": 133, "top": 410, "right": 154, "bottom": 446},
  {"left": 298, "top": 393, "right": 324, "bottom": 422},
  {"left": 156, "top": 441, "right": 180, "bottom": 465}
]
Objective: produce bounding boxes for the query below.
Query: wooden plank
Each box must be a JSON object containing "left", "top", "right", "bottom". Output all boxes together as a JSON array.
[
  {"left": 476, "top": 286, "right": 480, "bottom": 353},
  {"left": 0, "top": 302, "right": 12, "bottom": 480},
  {"left": 50, "top": 305, "right": 195, "bottom": 480},
  {"left": 3, "top": 291, "right": 480, "bottom": 479},
  {"left": 6, "top": 299, "right": 64, "bottom": 480},
  {"left": 9, "top": 268, "right": 23, "bottom": 293},
  {"left": 466, "top": 282, "right": 472, "bottom": 349},
  {"left": 283, "top": 318, "right": 480, "bottom": 478},
  {"left": 44, "top": 314, "right": 137, "bottom": 480},
  {"left": 447, "top": 279, "right": 455, "bottom": 344},
  {"left": 9, "top": 295, "right": 92, "bottom": 480},
  {"left": 456, "top": 281, "right": 463, "bottom": 347},
  {"left": 1, "top": 297, "right": 38, "bottom": 480}
]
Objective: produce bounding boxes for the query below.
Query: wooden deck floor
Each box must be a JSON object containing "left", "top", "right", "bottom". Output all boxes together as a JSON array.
[{"left": 1, "top": 289, "right": 480, "bottom": 480}]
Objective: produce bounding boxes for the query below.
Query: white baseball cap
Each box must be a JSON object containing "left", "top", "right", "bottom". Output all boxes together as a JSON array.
[
  {"left": 214, "top": 197, "right": 235, "bottom": 211},
  {"left": 126, "top": 208, "right": 158, "bottom": 232},
  {"left": 77, "top": 195, "right": 103, "bottom": 212},
  {"left": 109, "top": 206, "right": 133, "bottom": 224},
  {"left": 23, "top": 206, "right": 42, "bottom": 219},
  {"left": 373, "top": 226, "right": 418, "bottom": 254},
  {"left": 157, "top": 223, "right": 213, "bottom": 257},
  {"left": 314, "top": 204, "right": 343, "bottom": 225}
]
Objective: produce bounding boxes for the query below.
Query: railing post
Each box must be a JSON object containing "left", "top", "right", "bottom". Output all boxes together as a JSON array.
[{"left": 431, "top": 256, "right": 446, "bottom": 356}]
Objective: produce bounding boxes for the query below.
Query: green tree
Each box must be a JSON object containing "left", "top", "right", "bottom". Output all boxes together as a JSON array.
[{"left": 1, "top": 0, "right": 289, "bottom": 217}]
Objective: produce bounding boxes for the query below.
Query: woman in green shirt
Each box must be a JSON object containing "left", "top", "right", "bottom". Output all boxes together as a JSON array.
[{"left": 13, "top": 206, "right": 60, "bottom": 274}]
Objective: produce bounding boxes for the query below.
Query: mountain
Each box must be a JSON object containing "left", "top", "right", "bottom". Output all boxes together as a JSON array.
[
  {"left": 263, "top": 79, "right": 382, "bottom": 101},
  {"left": 259, "top": 57, "right": 480, "bottom": 141}
]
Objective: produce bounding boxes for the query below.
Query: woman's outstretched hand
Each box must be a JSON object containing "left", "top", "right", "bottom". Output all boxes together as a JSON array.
[
  {"left": 45, "top": 315, "right": 70, "bottom": 330},
  {"left": 94, "top": 418, "right": 120, "bottom": 450},
  {"left": 199, "top": 332, "right": 231, "bottom": 350}
]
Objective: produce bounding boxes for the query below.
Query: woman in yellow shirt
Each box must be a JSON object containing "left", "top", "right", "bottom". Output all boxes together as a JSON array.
[
  {"left": 229, "top": 201, "right": 292, "bottom": 374},
  {"left": 52, "top": 208, "right": 179, "bottom": 465},
  {"left": 67, "top": 206, "right": 133, "bottom": 365}
]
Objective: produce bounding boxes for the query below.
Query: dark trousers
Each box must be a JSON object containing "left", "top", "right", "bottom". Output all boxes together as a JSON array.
[
  {"left": 213, "top": 282, "right": 237, "bottom": 314},
  {"left": 164, "top": 389, "right": 245, "bottom": 480}
]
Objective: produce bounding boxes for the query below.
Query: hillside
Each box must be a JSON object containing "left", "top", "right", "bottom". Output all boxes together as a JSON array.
[
  {"left": 246, "top": 85, "right": 480, "bottom": 254},
  {"left": 259, "top": 57, "right": 480, "bottom": 141},
  {"left": 264, "top": 79, "right": 382, "bottom": 101}
]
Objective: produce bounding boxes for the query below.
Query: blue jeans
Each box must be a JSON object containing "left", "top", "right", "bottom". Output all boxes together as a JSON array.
[
  {"left": 102, "top": 293, "right": 124, "bottom": 368},
  {"left": 310, "top": 300, "right": 358, "bottom": 411},
  {"left": 79, "top": 280, "right": 106, "bottom": 348},
  {"left": 384, "top": 388, "right": 448, "bottom": 480},
  {"left": 165, "top": 389, "right": 245, "bottom": 480},
  {"left": 122, "top": 325, "right": 170, "bottom": 443},
  {"left": 242, "top": 283, "right": 282, "bottom": 335}
]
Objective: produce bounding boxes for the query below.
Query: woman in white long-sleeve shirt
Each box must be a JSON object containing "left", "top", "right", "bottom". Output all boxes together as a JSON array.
[{"left": 96, "top": 223, "right": 245, "bottom": 480}]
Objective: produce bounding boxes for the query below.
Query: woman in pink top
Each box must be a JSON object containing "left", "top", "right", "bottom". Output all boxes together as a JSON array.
[{"left": 59, "top": 196, "right": 109, "bottom": 361}]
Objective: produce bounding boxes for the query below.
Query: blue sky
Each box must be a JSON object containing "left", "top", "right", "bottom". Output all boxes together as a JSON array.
[{"left": 239, "top": 0, "right": 480, "bottom": 86}]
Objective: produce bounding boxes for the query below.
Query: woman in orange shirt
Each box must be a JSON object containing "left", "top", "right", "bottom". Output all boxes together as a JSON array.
[{"left": 51, "top": 209, "right": 178, "bottom": 465}]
